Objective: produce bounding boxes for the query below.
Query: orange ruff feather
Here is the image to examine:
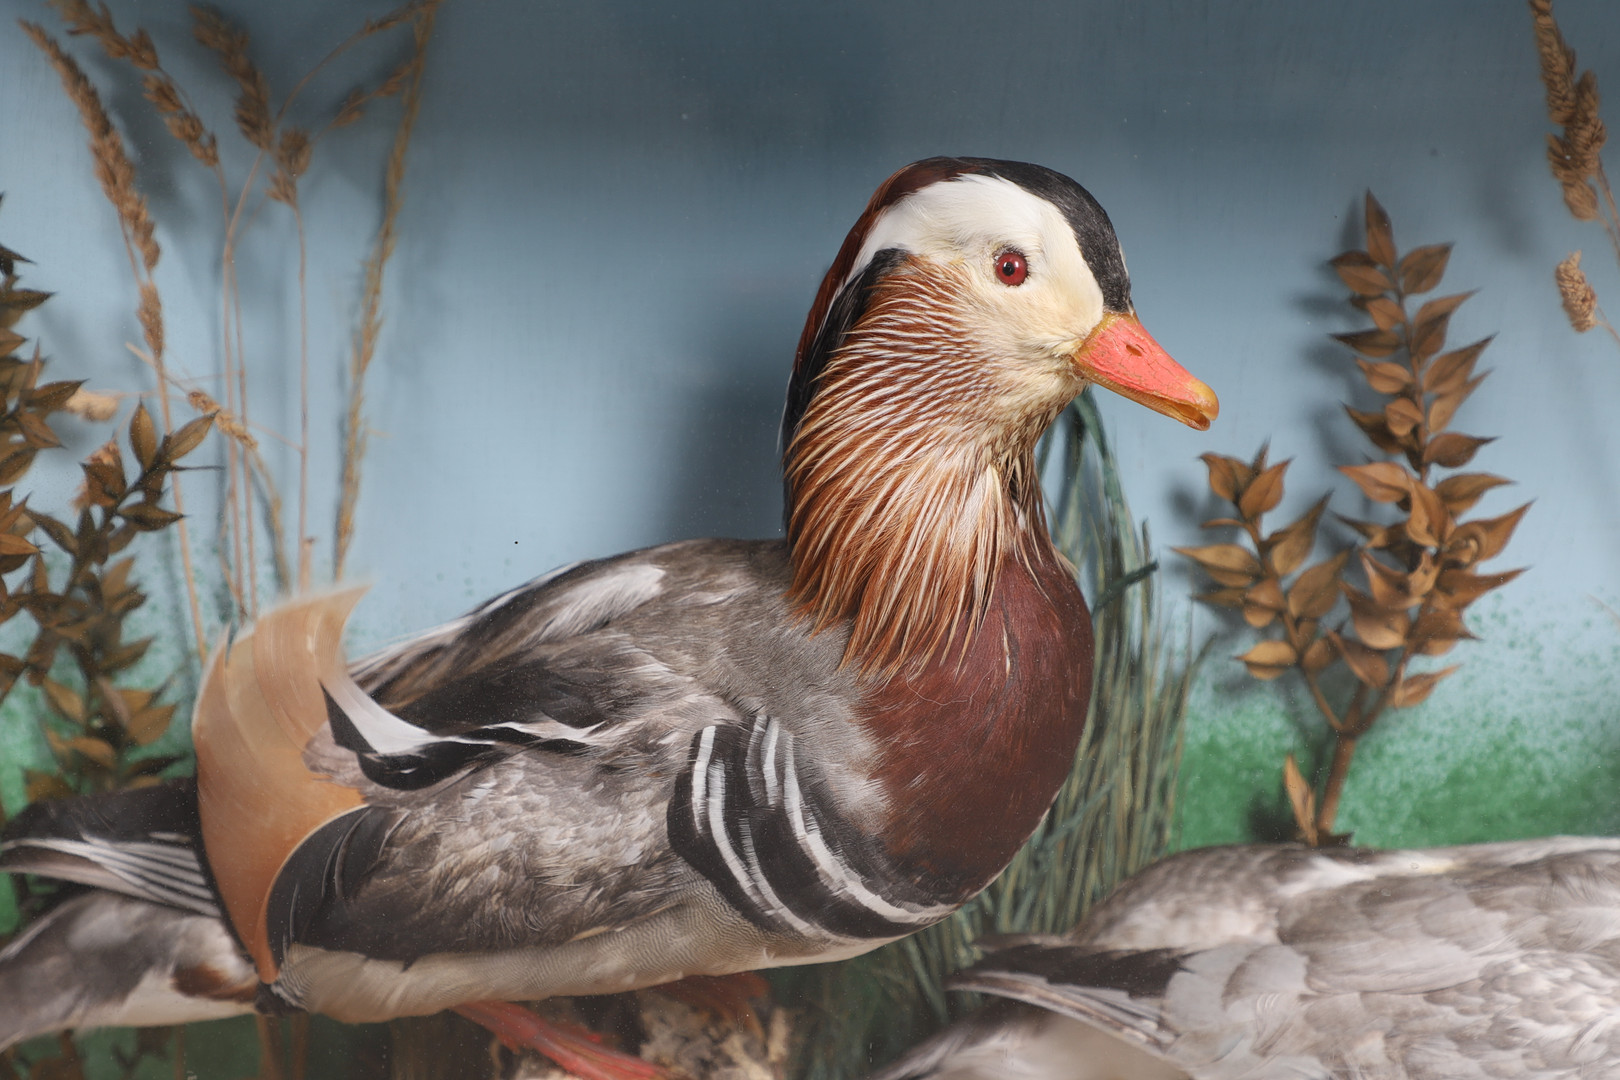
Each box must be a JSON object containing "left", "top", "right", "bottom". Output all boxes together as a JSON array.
[{"left": 193, "top": 589, "right": 368, "bottom": 981}]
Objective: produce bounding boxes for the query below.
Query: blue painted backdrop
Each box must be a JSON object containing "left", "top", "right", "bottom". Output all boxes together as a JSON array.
[{"left": 0, "top": 0, "right": 1616, "bottom": 847}]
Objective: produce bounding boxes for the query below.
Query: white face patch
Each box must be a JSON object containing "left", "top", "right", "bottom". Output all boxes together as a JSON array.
[{"left": 847, "top": 173, "right": 1111, "bottom": 365}]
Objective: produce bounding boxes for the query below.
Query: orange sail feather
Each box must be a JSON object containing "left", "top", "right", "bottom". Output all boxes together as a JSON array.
[{"left": 192, "top": 589, "right": 368, "bottom": 981}]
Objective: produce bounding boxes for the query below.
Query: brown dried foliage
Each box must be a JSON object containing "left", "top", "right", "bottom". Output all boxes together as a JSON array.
[
  {"left": 1179, "top": 194, "right": 1526, "bottom": 845},
  {"left": 1531, "top": 0, "right": 1620, "bottom": 348},
  {"left": 0, "top": 218, "right": 206, "bottom": 806},
  {"left": 28, "top": 0, "right": 437, "bottom": 624},
  {"left": 338, "top": 1, "right": 439, "bottom": 578}
]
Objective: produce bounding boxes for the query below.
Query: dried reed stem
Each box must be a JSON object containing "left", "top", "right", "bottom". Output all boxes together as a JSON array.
[
  {"left": 336, "top": 1, "right": 439, "bottom": 578},
  {"left": 22, "top": 20, "right": 207, "bottom": 665},
  {"left": 294, "top": 199, "right": 310, "bottom": 593}
]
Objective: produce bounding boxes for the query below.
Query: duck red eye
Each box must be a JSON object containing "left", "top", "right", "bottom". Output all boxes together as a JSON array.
[{"left": 994, "top": 250, "right": 1028, "bottom": 286}]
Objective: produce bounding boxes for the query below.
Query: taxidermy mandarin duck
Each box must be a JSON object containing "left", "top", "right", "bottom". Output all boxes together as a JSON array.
[
  {"left": 0, "top": 157, "right": 1216, "bottom": 1076},
  {"left": 870, "top": 838, "right": 1620, "bottom": 1080}
]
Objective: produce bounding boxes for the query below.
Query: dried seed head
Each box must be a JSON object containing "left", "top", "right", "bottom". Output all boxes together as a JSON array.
[
  {"left": 21, "top": 22, "right": 161, "bottom": 274},
  {"left": 192, "top": 6, "right": 273, "bottom": 150},
  {"left": 1565, "top": 71, "right": 1607, "bottom": 173},
  {"left": 63, "top": 388, "right": 120, "bottom": 422},
  {"left": 185, "top": 389, "right": 256, "bottom": 450},
  {"left": 1530, "top": 0, "right": 1580, "bottom": 126},
  {"left": 277, "top": 127, "right": 312, "bottom": 180},
  {"left": 1562, "top": 177, "right": 1601, "bottom": 220},
  {"left": 1556, "top": 251, "right": 1599, "bottom": 332},
  {"left": 137, "top": 281, "right": 164, "bottom": 359}
]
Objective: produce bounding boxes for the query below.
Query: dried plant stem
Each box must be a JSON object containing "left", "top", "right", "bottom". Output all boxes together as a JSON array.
[
  {"left": 1599, "top": 163, "right": 1620, "bottom": 264},
  {"left": 294, "top": 199, "right": 311, "bottom": 593},
  {"left": 21, "top": 20, "right": 207, "bottom": 665},
  {"left": 337, "top": 2, "right": 438, "bottom": 578},
  {"left": 1185, "top": 194, "right": 1525, "bottom": 846},
  {"left": 256, "top": 1016, "right": 284, "bottom": 1080}
]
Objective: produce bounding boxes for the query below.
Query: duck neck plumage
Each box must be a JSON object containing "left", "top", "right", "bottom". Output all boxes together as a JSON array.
[{"left": 783, "top": 263, "right": 1095, "bottom": 897}]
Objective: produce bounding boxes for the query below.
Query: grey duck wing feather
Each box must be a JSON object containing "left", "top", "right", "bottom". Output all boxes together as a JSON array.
[{"left": 269, "top": 539, "right": 955, "bottom": 1021}]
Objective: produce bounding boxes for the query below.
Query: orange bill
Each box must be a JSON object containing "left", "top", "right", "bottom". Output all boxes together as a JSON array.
[{"left": 1072, "top": 312, "right": 1218, "bottom": 430}]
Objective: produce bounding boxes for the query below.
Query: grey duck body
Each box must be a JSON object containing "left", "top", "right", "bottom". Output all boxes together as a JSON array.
[{"left": 873, "top": 839, "right": 1620, "bottom": 1080}]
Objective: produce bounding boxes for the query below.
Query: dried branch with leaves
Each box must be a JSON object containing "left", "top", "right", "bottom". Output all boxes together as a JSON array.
[
  {"left": 1179, "top": 194, "right": 1528, "bottom": 845},
  {"left": 0, "top": 218, "right": 206, "bottom": 802}
]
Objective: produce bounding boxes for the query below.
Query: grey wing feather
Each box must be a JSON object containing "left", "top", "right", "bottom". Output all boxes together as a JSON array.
[
  {"left": 867, "top": 1000, "right": 1187, "bottom": 1080},
  {"left": 277, "top": 539, "right": 901, "bottom": 969},
  {"left": 935, "top": 840, "right": 1620, "bottom": 1080},
  {"left": 0, "top": 890, "right": 255, "bottom": 1050},
  {"left": 0, "top": 781, "right": 219, "bottom": 918}
]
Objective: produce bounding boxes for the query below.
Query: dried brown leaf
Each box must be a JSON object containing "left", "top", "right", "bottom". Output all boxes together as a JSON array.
[
  {"left": 1198, "top": 585, "right": 1247, "bottom": 609},
  {"left": 1238, "top": 639, "right": 1297, "bottom": 680},
  {"left": 1340, "top": 461, "right": 1411, "bottom": 503},
  {"left": 1364, "top": 296, "right": 1405, "bottom": 331},
  {"left": 1408, "top": 609, "right": 1474, "bottom": 656},
  {"left": 1425, "top": 338, "right": 1491, "bottom": 396},
  {"left": 1287, "top": 550, "right": 1349, "bottom": 619},
  {"left": 1334, "top": 328, "right": 1401, "bottom": 358},
  {"left": 1363, "top": 552, "right": 1418, "bottom": 610},
  {"left": 65, "top": 736, "right": 116, "bottom": 769},
  {"left": 25, "top": 770, "right": 75, "bottom": 803},
  {"left": 1175, "top": 543, "right": 1264, "bottom": 588},
  {"left": 1331, "top": 250, "right": 1394, "bottom": 297},
  {"left": 1329, "top": 630, "right": 1390, "bottom": 688},
  {"left": 1266, "top": 495, "right": 1329, "bottom": 576},
  {"left": 1433, "top": 566, "right": 1524, "bottom": 610},
  {"left": 127, "top": 701, "right": 177, "bottom": 745},
  {"left": 15, "top": 410, "right": 62, "bottom": 449},
  {"left": 1243, "top": 577, "right": 1285, "bottom": 628},
  {"left": 1356, "top": 359, "right": 1413, "bottom": 395},
  {"left": 129, "top": 402, "right": 157, "bottom": 469},
  {"left": 121, "top": 503, "right": 183, "bottom": 531},
  {"left": 1434, "top": 472, "right": 1511, "bottom": 516},
  {"left": 1410, "top": 292, "right": 1474, "bottom": 361},
  {"left": 1345, "top": 588, "right": 1409, "bottom": 648},
  {"left": 1450, "top": 503, "right": 1531, "bottom": 565},
  {"left": 1423, "top": 432, "right": 1494, "bottom": 469},
  {"left": 1384, "top": 398, "right": 1423, "bottom": 438},
  {"left": 26, "top": 379, "right": 85, "bottom": 412},
  {"left": 0, "top": 533, "right": 38, "bottom": 557},
  {"left": 1426, "top": 374, "right": 1487, "bottom": 435},
  {"left": 1283, "top": 753, "right": 1317, "bottom": 844},
  {"left": 1398, "top": 243, "right": 1452, "bottom": 295},
  {"left": 1300, "top": 636, "right": 1336, "bottom": 674},
  {"left": 1200, "top": 452, "right": 1250, "bottom": 503},
  {"left": 1239, "top": 461, "right": 1288, "bottom": 520},
  {"left": 41, "top": 677, "right": 85, "bottom": 723},
  {"left": 161, "top": 413, "right": 214, "bottom": 462},
  {"left": 1404, "top": 480, "right": 1449, "bottom": 548},
  {"left": 1343, "top": 405, "right": 1405, "bottom": 455},
  {"left": 1390, "top": 665, "right": 1461, "bottom": 708},
  {"left": 1364, "top": 192, "right": 1396, "bottom": 268}
]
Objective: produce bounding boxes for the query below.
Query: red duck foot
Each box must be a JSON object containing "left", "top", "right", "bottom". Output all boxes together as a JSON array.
[
  {"left": 454, "top": 1000, "right": 667, "bottom": 1080},
  {"left": 650, "top": 972, "right": 769, "bottom": 1038}
]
